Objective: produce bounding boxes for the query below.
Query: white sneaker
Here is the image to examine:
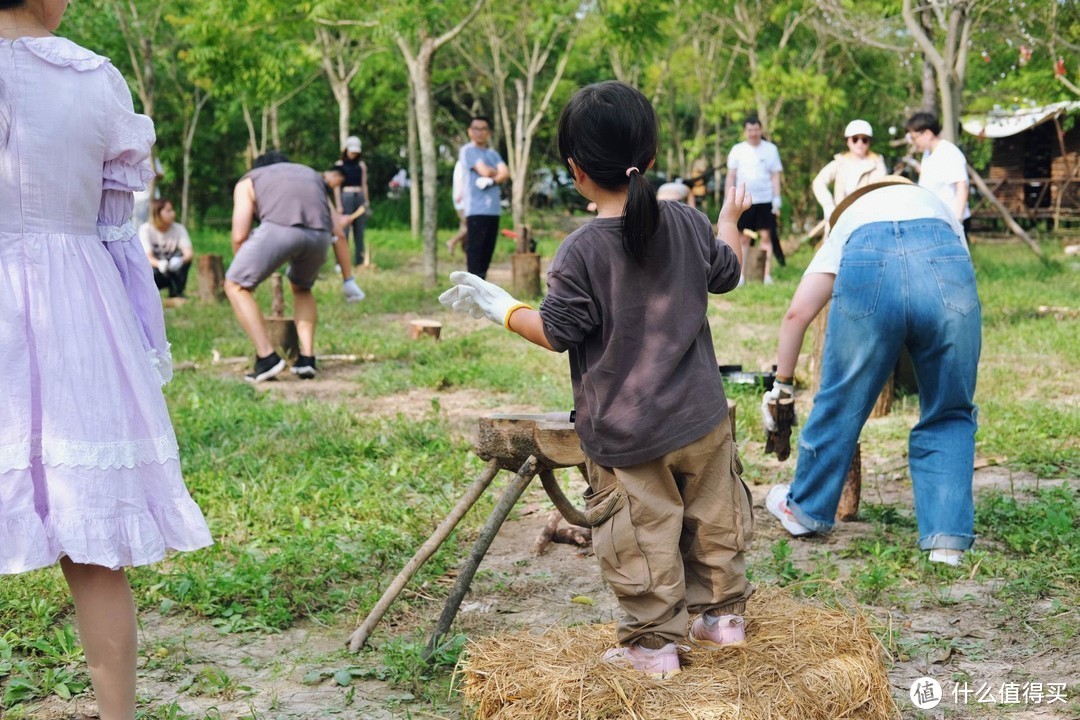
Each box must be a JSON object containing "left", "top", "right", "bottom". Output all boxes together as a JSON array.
[
  {"left": 343, "top": 278, "right": 365, "bottom": 303},
  {"left": 764, "top": 275, "right": 774, "bottom": 285},
  {"left": 929, "top": 549, "right": 964, "bottom": 566},
  {"left": 765, "top": 484, "right": 814, "bottom": 537},
  {"left": 737, "top": 275, "right": 746, "bottom": 288}
]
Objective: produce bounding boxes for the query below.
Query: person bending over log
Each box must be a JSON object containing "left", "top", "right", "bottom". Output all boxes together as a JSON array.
[{"left": 761, "top": 177, "right": 980, "bottom": 567}]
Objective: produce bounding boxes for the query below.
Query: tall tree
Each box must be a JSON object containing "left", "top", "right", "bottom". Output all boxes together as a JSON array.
[
  {"left": 460, "top": 1, "right": 582, "bottom": 242},
  {"left": 382, "top": 0, "right": 487, "bottom": 287}
]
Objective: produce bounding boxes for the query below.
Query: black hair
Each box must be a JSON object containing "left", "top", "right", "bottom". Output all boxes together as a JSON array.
[
  {"left": 743, "top": 115, "right": 762, "bottom": 128},
  {"left": 0, "top": 1, "right": 28, "bottom": 8},
  {"left": 325, "top": 166, "right": 346, "bottom": 176},
  {"left": 469, "top": 115, "right": 492, "bottom": 128},
  {"left": 557, "top": 81, "right": 659, "bottom": 266},
  {"left": 905, "top": 112, "right": 941, "bottom": 136},
  {"left": 252, "top": 150, "right": 289, "bottom": 169},
  {"left": 338, "top": 149, "right": 360, "bottom": 164}
]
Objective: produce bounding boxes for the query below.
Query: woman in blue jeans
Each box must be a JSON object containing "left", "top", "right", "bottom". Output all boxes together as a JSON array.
[{"left": 761, "top": 177, "right": 981, "bottom": 565}]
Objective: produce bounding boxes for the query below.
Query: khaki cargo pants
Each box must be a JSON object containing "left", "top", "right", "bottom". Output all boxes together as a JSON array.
[{"left": 584, "top": 420, "right": 754, "bottom": 647}]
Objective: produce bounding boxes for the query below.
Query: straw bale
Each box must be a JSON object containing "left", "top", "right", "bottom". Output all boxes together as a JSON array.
[{"left": 456, "top": 586, "right": 898, "bottom": 720}]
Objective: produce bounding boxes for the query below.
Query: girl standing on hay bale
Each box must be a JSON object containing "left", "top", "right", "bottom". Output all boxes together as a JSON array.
[{"left": 440, "top": 80, "right": 754, "bottom": 680}]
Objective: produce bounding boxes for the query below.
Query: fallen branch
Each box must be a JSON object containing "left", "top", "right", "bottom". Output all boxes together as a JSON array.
[{"left": 967, "top": 164, "right": 1043, "bottom": 258}]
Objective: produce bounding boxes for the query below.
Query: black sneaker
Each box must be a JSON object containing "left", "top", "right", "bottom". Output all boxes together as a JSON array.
[
  {"left": 245, "top": 352, "right": 286, "bottom": 383},
  {"left": 291, "top": 354, "right": 317, "bottom": 379}
]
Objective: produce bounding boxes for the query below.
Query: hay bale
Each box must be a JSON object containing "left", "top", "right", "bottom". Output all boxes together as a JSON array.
[{"left": 456, "top": 586, "right": 898, "bottom": 720}]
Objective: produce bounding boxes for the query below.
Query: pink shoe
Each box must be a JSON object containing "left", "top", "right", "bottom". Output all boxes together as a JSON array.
[
  {"left": 690, "top": 614, "right": 746, "bottom": 648},
  {"left": 602, "top": 642, "right": 681, "bottom": 679}
]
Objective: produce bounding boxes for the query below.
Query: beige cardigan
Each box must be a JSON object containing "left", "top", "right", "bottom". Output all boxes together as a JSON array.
[{"left": 812, "top": 152, "right": 888, "bottom": 217}]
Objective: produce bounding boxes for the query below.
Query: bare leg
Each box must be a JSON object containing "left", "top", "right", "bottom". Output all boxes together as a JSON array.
[
  {"left": 760, "top": 228, "right": 774, "bottom": 281},
  {"left": 60, "top": 558, "right": 137, "bottom": 720},
  {"left": 330, "top": 236, "right": 353, "bottom": 281},
  {"left": 740, "top": 232, "right": 751, "bottom": 281},
  {"left": 224, "top": 280, "right": 274, "bottom": 357},
  {"left": 291, "top": 283, "right": 317, "bottom": 357}
]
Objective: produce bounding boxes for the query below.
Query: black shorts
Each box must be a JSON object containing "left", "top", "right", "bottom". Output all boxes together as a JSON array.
[{"left": 737, "top": 202, "right": 776, "bottom": 235}]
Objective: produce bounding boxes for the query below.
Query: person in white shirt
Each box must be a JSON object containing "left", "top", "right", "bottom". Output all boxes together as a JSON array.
[
  {"left": 725, "top": 116, "right": 783, "bottom": 284},
  {"left": 139, "top": 198, "right": 193, "bottom": 298},
  {"left": 760, "top": 177, "right": 980, "bottom": 567},
  {"left": 905, "top": 112, "right": 971, "bottom": 233}
]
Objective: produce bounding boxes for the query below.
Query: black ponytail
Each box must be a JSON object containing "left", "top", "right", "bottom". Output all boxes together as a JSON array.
[{"left": 557, "top": 81, "right": 659, "bottom": 266}]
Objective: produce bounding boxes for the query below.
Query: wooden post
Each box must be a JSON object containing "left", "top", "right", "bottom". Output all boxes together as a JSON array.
[
  {"left": 811, "top": 301, "right": 892, "bottom": 417},
  {"left": 511, "top": 227, "right": 541, "bottom": 298},
  {"left": 409, "top": 319, "right": 442, "bottom": 340},
  {"left": 836, "top": 443, "right": 862, "bottom": 521},
  {"left": 744, "top": 243, "right": 766, "bottom": 282},
  {"left": 196, "top": 254, "right": 225, "bottom": 303},
  {"left": 266, "top": 273, "right": 299, "bottom": 360}
]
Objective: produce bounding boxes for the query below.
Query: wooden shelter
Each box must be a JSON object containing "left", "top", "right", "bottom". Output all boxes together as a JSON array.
[{"left": 962, "top": 101, "right": 1080, "bottom": 227}]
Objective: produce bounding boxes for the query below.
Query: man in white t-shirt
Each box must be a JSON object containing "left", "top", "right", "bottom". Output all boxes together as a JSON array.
[
  {"left": 725, "top": 116, "right": 783, "bottom": 284},
  {"left": 905, "top": 112, "right": 971, "bottom": 232},
  {"left": 760, "top": 177, "right": 980, "bottom": 568}
]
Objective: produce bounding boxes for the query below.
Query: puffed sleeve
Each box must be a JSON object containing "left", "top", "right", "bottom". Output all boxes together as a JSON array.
[{"left": 96, "top": 66, "right": 172, "bottom": 384}]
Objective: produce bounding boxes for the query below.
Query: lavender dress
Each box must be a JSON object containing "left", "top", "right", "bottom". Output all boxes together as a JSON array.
[{"left": 0, "top": 37, "right": 212, "bottom": 574}]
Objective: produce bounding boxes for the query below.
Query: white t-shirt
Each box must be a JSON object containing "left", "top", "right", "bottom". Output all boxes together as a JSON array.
[
  {"left": 919, "top": 139, "right": 970, "bottom": 221},
  {"left": 727, "top": 140, "right": 782, "bottom": 203},
  {"left": 805, "top": 185, "right": 966, "bottom": 276},
  {"left": 138, "top": 222, "right": 192, "bottom": 260},
  {"left": 451, "top": 160, "right": 466, "bottom": 212}
]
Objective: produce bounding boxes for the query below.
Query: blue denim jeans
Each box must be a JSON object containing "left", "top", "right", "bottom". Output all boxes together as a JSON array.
[{"left": 787, "top": 219, "right": 981, "bottom": 551}]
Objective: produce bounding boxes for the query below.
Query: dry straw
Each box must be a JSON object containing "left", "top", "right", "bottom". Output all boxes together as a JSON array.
[{"left": 456, "top": 585, "right": 899, "bottom": 720}]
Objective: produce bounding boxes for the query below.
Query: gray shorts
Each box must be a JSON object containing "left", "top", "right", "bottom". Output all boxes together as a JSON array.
[{"left": 225, "top": 222, "right": 332, "bottom": 290}]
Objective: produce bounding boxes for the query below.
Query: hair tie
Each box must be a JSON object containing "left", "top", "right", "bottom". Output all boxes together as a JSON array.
[{"left": 625, "top": 166, "right": 640, "bottom": 177}]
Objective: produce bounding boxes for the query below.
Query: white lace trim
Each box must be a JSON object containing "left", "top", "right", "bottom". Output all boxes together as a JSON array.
[
  {"left": 0, "top": 433, "right": 180, "bottom": 474},
  {"left": 0, "top": 439, "right": 29, "bottom": 474},
  {"left": 98, "top": 222, "right": 137, "bottom": 244},
  {"left": 148, "top": 344, "right": 174, "bottom": 385}
]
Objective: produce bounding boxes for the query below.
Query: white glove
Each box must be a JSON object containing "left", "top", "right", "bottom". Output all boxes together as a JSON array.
[
  {"left": 761, "top": 381, "right": 794, "bottom": 432},
  {"left": 475, "top": 176, "right": 495, "bottom": 190},
  {"left": 771, "top": 196, "right": 782, "bottom": 214},
  {"left": 156, "top": 259, "right": 169, "bottom": 274},
  {"left": 439, "top": 271, "right": 530, "bottom": 328},
  {"left": 167, "top": 256, "right": 184, "bottom": 272}
]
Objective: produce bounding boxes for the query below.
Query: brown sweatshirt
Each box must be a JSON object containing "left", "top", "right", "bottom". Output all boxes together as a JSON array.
[{"left": 540, "top": 201, "right": 741, "bottom": 467}]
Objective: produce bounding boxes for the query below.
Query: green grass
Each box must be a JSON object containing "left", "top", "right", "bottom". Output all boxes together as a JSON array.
[{"left": 1, "top": 225, "right": 1077, "bottom": 714}]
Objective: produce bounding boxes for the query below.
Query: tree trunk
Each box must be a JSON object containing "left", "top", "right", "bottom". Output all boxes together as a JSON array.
[
  {"left": 180, "top": 90, "right": 208, "bottom": 227},
  {"left": 407, "top": 80, "right": 421, "bottom": 239},
  {"left": 411, "top": 42, "right": 440, "bottom": 287}
]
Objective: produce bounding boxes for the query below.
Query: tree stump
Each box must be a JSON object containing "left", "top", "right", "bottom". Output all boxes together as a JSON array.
[
  {"left": 511, "top": 253, "right": 541, "bottom": 299},
  {"left": 836, "top": 442, "right": 862, "bottom": 521},
  {"left": 266, "top": 273, "right": 299, "bottom": 360},
  {"left": 196, "top": 254, "right": 225, "bottom": 303},
  {"left": 410, "top": 319, "right": 442, "bottom": 340},
  {"left": 744, "top": 244, "right": 767, "bottom": 282}
]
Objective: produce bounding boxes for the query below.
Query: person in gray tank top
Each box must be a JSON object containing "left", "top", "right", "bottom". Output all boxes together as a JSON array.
[{"left": 224, "top": 151, "right": 343, "bottom": 382}]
